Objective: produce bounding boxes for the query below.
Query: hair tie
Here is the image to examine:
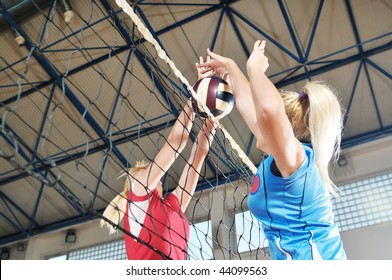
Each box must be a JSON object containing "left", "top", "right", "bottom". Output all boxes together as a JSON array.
[{"left": 299, "top": 90, "right": 308, "bottom": 99}]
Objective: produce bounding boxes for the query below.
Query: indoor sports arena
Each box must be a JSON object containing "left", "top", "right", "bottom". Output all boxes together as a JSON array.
[{"left": 0, "top": 0, "right": 391, "bottom": 261}]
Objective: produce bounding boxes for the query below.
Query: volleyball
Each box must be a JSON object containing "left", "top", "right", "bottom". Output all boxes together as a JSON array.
[{"left": 191, "top": 76, "right": 235, "bottom": 120}]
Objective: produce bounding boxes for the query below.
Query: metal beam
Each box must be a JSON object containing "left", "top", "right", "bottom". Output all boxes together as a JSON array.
[
  {"left": 229, "top": 6, "right": 299, "bottom": 62},
  {"left": 28, "top": 180, "right": 46, "bottom": 232},
  {"left": 0, "top": 118, "right": 176, "bottom": 185},
  {"left": 341, "top": 125, "right": 392, "bottom": 149},
  {"left": 0, "top": 80, "right": 54, "bottom": 107},
  {"left": 210, "top": 8, "right": 225, "bottom": 51},
  {"left": 0, "top": 121, "right": 86, "bottom": 217},
  {"left": 0, "top": 191, "right": 33, "bottom": 233},
  {"left": 31, "top": 83, "right": 57, "bottom": 162},
  {"left": 91, "top": 48, "right": 134, "bottom": 207},
  {"left": 1, "top": 1, "right": 239, "bottom": 110},
  {"left": 345, "top": 0, "right": 363, "bottom": 53},
  {"left": 0, "top": 2, "right": 129, "bottom": 168},
  {"left": 2, "top": 2, "right": 389, "bottom": 111},
  {"left": 363, "top": 62, "right": 383, "bottom": 129},
  {"left": 275, "top": 41, "right": 392, "bottom": 88},
  {"left": 0, "top": 210, "right": 98, "bottom": 246},
  {"left": 365, "top": 58, "right": 392, "bottom": 80},
  {"left": 0, "top": 119, "right": 32, "bottom": 163},
  {"left": 343, "top": 61, "right": 362, "bottom": 128},
  {"left": 226, "top": 7, "right": 249, "bottom": 57},
  {"left": 0, "top": 0, "right": 52, "bottom": 33},
  {"left": 152, "top": 0, "right": 238, "bottom": 37},
  {"left": 277, "top": 0, "right": 304, "bottom": 62},
  {"left": 304, "top": 0, "right": 324, "bottom": 60}
]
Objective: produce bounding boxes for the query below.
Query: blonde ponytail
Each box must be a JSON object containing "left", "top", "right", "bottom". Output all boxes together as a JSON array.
[
  {"left": 282, "top": 80, "right": 343, "bottom": 194},
  {"left": 100, "top": 160, "right": 149, "bottom": 234},
  {"left": 100, "top": 190, "right": 128, "bottom": 234},
  {"left": 304, "top": 80, "right": 343, "bottom": 194}
]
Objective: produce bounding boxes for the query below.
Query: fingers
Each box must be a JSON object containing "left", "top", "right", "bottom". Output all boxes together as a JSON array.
[
  {"left": 207, "top": 48, "right": 219, "bottom": 60},
  {"left": 260, "top": 40, "right": 266, "bottom": 51},
  {"left": 196, "top": 48, "right": 230, "bottom": 78},
  {"left": 196, "top": 56, "right": 204, "bottom": 70},
  {"left": 253, "top": 40, "right": 266, "bottom": 53},
  {"left": 197, "top": 54, "right": 212, "bottom": 67},
  {"left": 197, "top": 55, "right": 213, "bottom": 67},
  {"left": 200, "top": 67, "right": 214, "bottom": 75},
  {"left": 196, "top": 55, "right": 213, "bottom": 79},
  {"left": 253, "top": 40, "right": 261, "bottom": 50}
]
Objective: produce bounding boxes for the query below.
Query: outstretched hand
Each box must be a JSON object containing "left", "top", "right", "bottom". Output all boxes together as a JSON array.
[
  {"left": 197, "top": 48, "right": 231, "bottom": 79},
  {"left": 196, "top": 55, "right": 214, "bottom": 80},
  {"left": 247, "top": 40, "right": 269, "bottom": 75}
]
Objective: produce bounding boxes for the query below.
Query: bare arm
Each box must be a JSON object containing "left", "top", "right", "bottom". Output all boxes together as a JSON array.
[
  {"left": 247, "top": 40, "right": 304, "bottom": 176},
  {"left": 132, "top": 102, "right": 195, "bottom": 196},
  {"left": 170, "top": 55, "right": 216, "bottom": 211},
  {"left": 174, "top": 118, "right": 216, "bottom": 212},
  {"left": 198, "top": 49, "right": 264, "bottom": 144}
]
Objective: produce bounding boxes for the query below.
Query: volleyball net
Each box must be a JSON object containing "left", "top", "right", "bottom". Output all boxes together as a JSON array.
[{"left": 0, "top": 0, "right": 268, "bottom": 259}]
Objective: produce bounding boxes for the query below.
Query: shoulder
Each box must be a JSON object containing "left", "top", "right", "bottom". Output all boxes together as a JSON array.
[
  {"left": 129, "top": 188, "right": 158, "bottom": 202},
  {"left": 259, "top": 143, "right": 315, "bottom": 179},
  {"left": 165, "top": 192, "right": 179, "bottom": 203},
  {"left": 164, "top": 192, "right": 182, "bottom": 210},
  {"left": 302, "top": 143, "right": 316, "bottom": 163}
]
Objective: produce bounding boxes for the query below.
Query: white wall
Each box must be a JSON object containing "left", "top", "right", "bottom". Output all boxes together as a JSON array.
[
  {"left": 5, "top": 136, "right": 392, "bottom": 260},
  {"left": 5, "top": 220, "right": 121, "bottom": 260},
  {"left": 341, "top": 221, "right": 392, "bottom": 260},
  {"left": 331, "top": 136, "right": 392, "bottom": 185}
]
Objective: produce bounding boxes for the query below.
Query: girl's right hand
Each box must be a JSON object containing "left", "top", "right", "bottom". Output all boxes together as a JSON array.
[
  {"left": 196, "top": 55, "right": 213, "bottom": 80},
  {"left": 197, "top": 48, "right": 232, "bottom": 78}
]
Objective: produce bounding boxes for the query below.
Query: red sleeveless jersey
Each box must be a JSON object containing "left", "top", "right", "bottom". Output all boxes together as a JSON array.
[{"left": 124, "top": 188, "right": 189, "bottom": 260}]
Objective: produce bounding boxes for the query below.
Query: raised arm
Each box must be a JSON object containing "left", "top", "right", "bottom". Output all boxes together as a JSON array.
[
  {"left": 174, "top": 118, "right": 216, "bottom": 212},
  {"left": 132, "top": 102, "right": 195, "bottom": 196},
  {"left": 198, "top": 49, "right": 264, "bottom": 144},
  {"left": 247, "top": 40, "right": 304, "bottom": 176}
]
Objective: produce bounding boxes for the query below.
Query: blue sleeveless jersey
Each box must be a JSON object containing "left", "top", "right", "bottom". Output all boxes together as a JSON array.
[{"left": 248, "top": 144, "right": 346, "bottom": 260}]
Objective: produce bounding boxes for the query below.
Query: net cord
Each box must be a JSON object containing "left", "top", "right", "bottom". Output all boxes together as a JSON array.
[{"left": 115, "top": 0, "right": 256, "bottom": 175}]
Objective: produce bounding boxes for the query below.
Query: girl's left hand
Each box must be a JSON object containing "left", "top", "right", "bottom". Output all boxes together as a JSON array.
[{"left": 247, "top": 40, "right": 269, "bottom": 75}]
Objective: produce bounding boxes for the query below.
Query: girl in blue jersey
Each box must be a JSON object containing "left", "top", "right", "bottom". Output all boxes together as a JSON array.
[{"left": 199, "top": 40, "right": 346, "bottom": 260}]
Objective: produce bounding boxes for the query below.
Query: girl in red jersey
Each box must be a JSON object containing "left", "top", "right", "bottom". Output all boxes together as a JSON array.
[{"left": 101, "top": 58, "right": 216, "bottom": 259}]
